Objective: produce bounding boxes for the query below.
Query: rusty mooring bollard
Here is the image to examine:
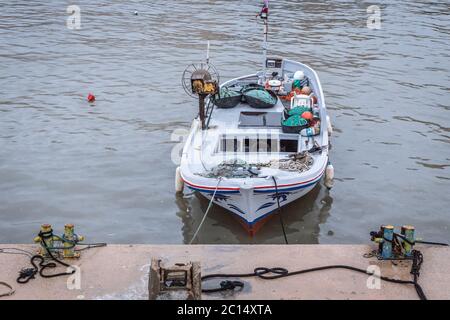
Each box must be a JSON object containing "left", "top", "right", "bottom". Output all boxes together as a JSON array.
[{"left": 148, "top": 258, "right": 201, "bottom": 300}]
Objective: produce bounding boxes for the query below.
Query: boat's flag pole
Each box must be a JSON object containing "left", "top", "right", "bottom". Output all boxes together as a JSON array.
[
  {"left": 257, "top": 0, "right": 269, "bottom": 80},
  {"left": 206, "top": 40, "right": 210, "bottom": 65}
]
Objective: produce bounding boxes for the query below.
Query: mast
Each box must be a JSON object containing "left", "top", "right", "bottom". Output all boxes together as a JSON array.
[
  {"left": 263, "top": 16, "right": 268, "bottom": 77},
  {"left": 206, "top": 40, "right": 210, "bottom": 65},
  {"left": 258, "top": 0, "right": 269, "bottom": 80}
]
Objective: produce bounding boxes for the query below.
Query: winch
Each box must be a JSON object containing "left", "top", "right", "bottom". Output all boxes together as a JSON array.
[
  {"left": 149, "top": 258, "right": 201, "bottom": 300},
  {"left": 181, "top": 43, "right": 220, "bottom": 131}
]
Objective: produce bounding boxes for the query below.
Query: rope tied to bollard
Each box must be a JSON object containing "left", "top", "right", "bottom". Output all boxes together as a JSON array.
[{"left": 14, "top": 228, "right": 106, "bottom": 284}]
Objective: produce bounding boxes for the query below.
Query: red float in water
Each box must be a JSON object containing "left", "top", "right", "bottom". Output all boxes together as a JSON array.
[{"left": 87, "top": 93, "right": 95, "bottom": 103}]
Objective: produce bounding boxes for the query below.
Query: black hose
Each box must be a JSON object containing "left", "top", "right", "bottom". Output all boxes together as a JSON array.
[{"left": 202, "top": 249, "right": 427, "bottom": 300}]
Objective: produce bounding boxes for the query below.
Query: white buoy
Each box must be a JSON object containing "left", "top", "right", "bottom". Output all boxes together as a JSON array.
[
  {"left": 293, "top": 70, "right": 305, "bottom": 80},
  {"left": 324, "top": 162, "right": 334, "bottom": 189},
  {"left": 175, "top": 166, "right": 184, "bottom": 193},
  {"left": 326, "top": 115, "right": 333, "bottom": 136}
]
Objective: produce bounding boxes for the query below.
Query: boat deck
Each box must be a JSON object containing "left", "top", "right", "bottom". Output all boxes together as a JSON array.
[{"left": 208, "top": 98, "right": 286, "bottom": 132}]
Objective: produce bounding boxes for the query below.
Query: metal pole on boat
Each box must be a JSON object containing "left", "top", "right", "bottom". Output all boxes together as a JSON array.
[
  {"left": 199, "top": 94, "right": 206, "bottom": 130},
  {"left": 263, "top": 19, "right": 268, "bottom": 78},
  {"left": 206, "top": 41, "right": 210, "bottom": 65},
  {"left": 258, "top": 0, "right": 269, "bottom": 81}
]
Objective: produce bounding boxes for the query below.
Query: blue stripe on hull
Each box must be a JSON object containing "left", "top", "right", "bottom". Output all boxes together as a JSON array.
[
  {"left": 253, "top": 178, "right": 322, "bottom": 193},
  {"left": 188, "top": 174, "right": 323, "bottom": 195}
]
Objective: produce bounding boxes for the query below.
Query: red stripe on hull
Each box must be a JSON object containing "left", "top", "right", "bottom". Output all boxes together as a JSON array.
[{"left": 234, "top": 214, "right": 276, "bottom": 236}]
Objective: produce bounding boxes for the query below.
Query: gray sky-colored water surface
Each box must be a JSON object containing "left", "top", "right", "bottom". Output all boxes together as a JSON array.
[{"left": 0, "top": 0, "right": 449, "bottom": 244}]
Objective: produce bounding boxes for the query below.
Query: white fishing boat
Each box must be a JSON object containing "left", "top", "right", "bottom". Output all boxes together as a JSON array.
[{"left": 176, "top": 1, "right": 334, "bottom": 235}]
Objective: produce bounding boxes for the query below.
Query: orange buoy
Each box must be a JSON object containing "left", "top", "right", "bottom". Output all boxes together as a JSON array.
[
  {"left": 301, "top": 111, "right": 313, "bottom": 121},
  {"left": 87, "top": 93, "right": 95, "bottom": 103}
]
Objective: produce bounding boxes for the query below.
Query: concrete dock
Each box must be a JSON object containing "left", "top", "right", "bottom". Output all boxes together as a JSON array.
[{"left": 0, "top": 244, "right": 449, "bottom": 300}]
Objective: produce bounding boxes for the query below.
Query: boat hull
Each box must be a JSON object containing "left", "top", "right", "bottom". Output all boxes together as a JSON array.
[{"left": 184, "top": 172, "right": 324, "bottom": 235}]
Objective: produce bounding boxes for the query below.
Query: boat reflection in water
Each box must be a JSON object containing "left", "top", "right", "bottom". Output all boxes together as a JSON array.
[{"left": 175, "top": 182, "right": 333, "bottom": 244}]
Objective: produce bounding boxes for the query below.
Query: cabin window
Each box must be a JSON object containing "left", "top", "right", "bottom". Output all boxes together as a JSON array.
[
  {"left": 220, "top": 137, "right": 239, "bottom": 152},
  {"left": 244, "top": 138, "right": 258, "bottom": 153},
  {"left": 219, "top": 135, "right": 281, "bottom": 153},
  {"left": 280, "top": 139, "right": 298, "bottom": 153},
  {"left": 259, "top": 138, "right": 268, "bottom": 152}
]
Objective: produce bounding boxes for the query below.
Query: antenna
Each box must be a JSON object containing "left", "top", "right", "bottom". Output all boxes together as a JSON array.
[
  {"left": 257, "top": 0, "right": 269, "bottom": 81},
  {"left": 206, "top": 41, "right": 210, "bottom": 64}
]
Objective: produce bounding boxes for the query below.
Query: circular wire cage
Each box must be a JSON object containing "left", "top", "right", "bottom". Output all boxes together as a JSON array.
[{"left": 181, "top": 62, "right": 220, "bottom": 98}]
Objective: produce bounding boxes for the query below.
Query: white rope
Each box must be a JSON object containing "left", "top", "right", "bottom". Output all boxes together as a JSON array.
[{"left": 189, "top": 178, "right": 222, "bottom": 244}]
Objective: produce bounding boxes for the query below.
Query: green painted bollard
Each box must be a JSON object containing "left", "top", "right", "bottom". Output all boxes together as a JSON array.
[
  {"left": 401, "top": 225, "right": 415, "bottom": 257},
  {"left": 381, "top": 225, "right": 394, "bottom": 259}
]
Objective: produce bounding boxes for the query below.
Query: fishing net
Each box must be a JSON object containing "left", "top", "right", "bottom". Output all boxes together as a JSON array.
[
  {"left": 287, "top": 106, "right": 311, "bottom": 116},
  {"left": 216, "top": 88, "right": 241, "bottom": 98},
  {"left": 197, "top": 160, "right": 260, "bottom": 178},
  {"left": 265, "top": 152, "right": 314, "bottom": 172},
  {"left": 196, "top": 152, "right": 314, "bottom": 178},
  {"left": 282, "top": 115, "right": 308, "bottom": 127},
  {"left": 213, "top": 88, "right": 242, "bottom": 108},
  {"left": 293, "top": 78, "right": 309, "bottom": 89},
  {"left": 245, "top": 88, "right": 277, "bottom": 105}
]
